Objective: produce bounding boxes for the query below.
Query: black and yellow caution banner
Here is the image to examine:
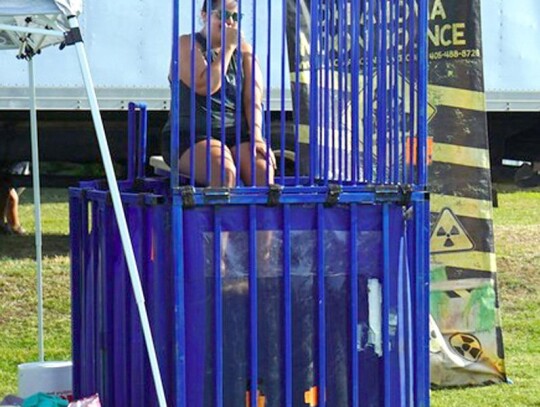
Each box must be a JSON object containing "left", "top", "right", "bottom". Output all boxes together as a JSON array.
[{"left": 428, "top": 0, "right": 507, "bottom": 387}]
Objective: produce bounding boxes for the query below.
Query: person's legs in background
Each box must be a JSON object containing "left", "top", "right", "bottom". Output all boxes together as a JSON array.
[
  {"left": 5, "top": 188, "right": 24, "bottom": 235},
  {"left": 0, "top": 179, "right": 10, "bottom": 233},
  {"left": 0, "top": 162, "right": 29, "bottom": 235},
  {"left": 0, "top": 186, "right": 25, "bottom": 235}
]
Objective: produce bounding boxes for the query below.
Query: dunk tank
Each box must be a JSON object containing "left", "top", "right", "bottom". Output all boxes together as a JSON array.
[{"left": 69, "top": 0, "right": 430, "bottom": 405}]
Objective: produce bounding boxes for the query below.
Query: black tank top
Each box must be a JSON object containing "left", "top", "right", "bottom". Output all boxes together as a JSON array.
[{"left": 177, "top": 32, "right": 248, "bottom": 133}]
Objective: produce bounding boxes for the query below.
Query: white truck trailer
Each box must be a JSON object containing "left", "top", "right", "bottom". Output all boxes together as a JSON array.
[
  {"left": 481, "top": 0, "right": 540, "bottom": 177},
  {"left": 0, "top": 0, "right": 538, "bottom": 180}
]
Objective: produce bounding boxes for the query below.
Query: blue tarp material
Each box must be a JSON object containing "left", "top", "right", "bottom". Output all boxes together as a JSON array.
[{"left": 71, "top": 187, "right": 415, "bottom": 406}]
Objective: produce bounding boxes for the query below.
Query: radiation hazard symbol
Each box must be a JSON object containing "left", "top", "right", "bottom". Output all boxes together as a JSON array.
[
  {"left": 431, "top": 208, "right": 474, "bottom": 254},
  {"left": 449, "top": 333, "right": 483, "bottom": 363}
]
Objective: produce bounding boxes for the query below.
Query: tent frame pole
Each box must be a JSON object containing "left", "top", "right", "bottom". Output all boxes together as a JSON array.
[
  {"left": 66, "top": 16, "right": 167, "bottom": 407},
  {"left": 28, "top": 57, "right": 45, "bottom": 363}
]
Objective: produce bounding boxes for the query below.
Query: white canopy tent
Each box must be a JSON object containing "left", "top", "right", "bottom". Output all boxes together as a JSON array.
[{"left": 0, "top": 2, "right": 166, "bottom": 404}]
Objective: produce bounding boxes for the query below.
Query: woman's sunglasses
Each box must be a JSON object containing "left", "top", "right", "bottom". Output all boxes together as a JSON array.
[{"left": 212, "top": 10, "right": 243, "bottom": 22}]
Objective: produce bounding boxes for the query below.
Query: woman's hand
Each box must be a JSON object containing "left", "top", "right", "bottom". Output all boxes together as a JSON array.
[{"left": 223, "top": 26, "right": 240, "bottom": 50}]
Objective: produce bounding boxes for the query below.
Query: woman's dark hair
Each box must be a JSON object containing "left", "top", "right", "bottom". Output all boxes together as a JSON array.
[{"left": 201, "top": 0, "right": 219, "bottom": 12}]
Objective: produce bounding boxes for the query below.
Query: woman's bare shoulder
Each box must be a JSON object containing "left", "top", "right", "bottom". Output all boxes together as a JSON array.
[
  {"left": 241, "top": 40, "right": 253, "bottom": 54},
  {"left": 179, "top": 34, "right": 204, "bottom": 57}
]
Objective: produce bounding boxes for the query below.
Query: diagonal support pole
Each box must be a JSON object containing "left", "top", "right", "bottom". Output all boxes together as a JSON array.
[{"left": 66, "top": 16, "right": 167, "bottom": 407}]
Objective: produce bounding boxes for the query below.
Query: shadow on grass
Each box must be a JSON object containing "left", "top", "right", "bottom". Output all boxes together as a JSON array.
[
  {"left": 493, "top": 183, "right": 540, "bottom": 194},
  {"left": 0, "top": 234, "right": 69, "bottom": 259},
  {"left": 18, "top": 188, "right": 70, "bottom": 205}
]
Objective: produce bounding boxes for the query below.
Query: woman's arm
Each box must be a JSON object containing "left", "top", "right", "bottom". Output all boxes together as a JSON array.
[
  {"left": 242, "top": 41, "right": 264, "bottom": 141},
  {"left": 178, "top": 31, "right": 237, "bottom": 96}
]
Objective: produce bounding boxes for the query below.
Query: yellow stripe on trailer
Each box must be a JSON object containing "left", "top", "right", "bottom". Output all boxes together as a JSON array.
[
  {"left": 431, "top": 251, "right": 497, "bottom": 273},
  {"left": 428, "top": 85, "right": 486, "bottom": 111},
  {"left": 431, "top": 194, "right": 493, "bottom": 220},
  {"left": 298, "top": 124, "right": 310, "bottom": 144},
  {"left": 432, "top": 143, "right": 491, "bottom": 169}
]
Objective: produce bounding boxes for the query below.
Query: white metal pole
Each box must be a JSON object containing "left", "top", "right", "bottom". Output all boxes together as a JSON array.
[
  {"left": 67, "top": 17, "right": 167, "bottom": 407},
  {"left": 28, "top": 57, "right": 45, "bottom": 363}
]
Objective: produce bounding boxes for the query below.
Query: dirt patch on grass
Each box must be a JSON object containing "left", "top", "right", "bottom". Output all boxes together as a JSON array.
[{"left": 495, "top": 225, "right": 540, "bottom": 305}]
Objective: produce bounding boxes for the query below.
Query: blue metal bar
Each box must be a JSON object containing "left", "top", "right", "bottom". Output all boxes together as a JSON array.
[
  {"left": 283, "top": 204, "right": 293, "bottom": 407},
  {"left": 376, "top": 0, "right": 388, "bottom": 184},
  {"left": 214, "top": 208, "right": 224, "bottom": 407},
  {"left": 138, "top": 104, "right": 148, "bottom": 178},
  {"left": 172, "top": 195, "right": 186, "bottom": 407},
  {"left": 206, "top": 1, "right": 213, "bottom": 186},
  {"left": 69, "top": 192, "right": 83, "bottom": 397},
  {"left": 103, "top": 202, "right": 116, "bottom": 405},
  {"left": 418, "top": 0, "right": 428, "bottom": 187},
  {"left": 265, "top": 0, "right": 272, "bottom": 186},
  {"left": 88, "top": 187, "right": 98, "bottom": 394},
  {"left": 127, "top": 102, "right": 136, "bottom": 182},
  {"left": 400, "top": 0, "right": 407, "bottom": 184},
  {"left": 387, "top": 0, "right": 394, "bottom": 184},
  {"left": 392, "top": 0, "right": 400, "bottom": 184},
  {"left": 404, "top": 231, "right": 415, "bottom": 406},
  {"left": 330, "top": 5, "right": 336, "bottom": 182},
  {"left": 249, "top": 205, "right": 258, "bottom": 407},
  {"left": 408, "top": 0, "right": 416, "bottom": 184},
  {"left": 280, "top": 0, "right": 287, "bottom": 185},
  {"left": 364, "top": 0, "right": 374, "bottom": 182},
  {"left": 250, "top": 0, "right": 257, "bottom": 187},
  {"left": 220, "top": 0, "right": 227, "bottom": 187},
  {"left": 414, "top": 200, "right": 430, "bottom": 406},
  {"left": 170, "top": 0, "right": 180, "bottom": 190},
  {"left": 97, "top": 202, "right": 107, "bottom": 398},
  {"left": 308, "top": 0, "right": 319, "bottom": 184},
  {"left": 235, "top": 0, "right": 243, "bottom": 186},
  {"left": 190, "top": 3, "right": 196, "bottom": 186},
  {"left": 294, "top": 0, "right": 301, "bottom": 184},
  {"left": 171, "top": 5, "right": 185, "bottom": 400},
  {"left": 128, "top": 206, "right": 144, "bottom": 406},
  {"left": 112, "top": 209, "right": 128, "bottom": 403},
  {"left": 342, "top": 0, "right": 349, "bottom": 182},
  {"left": 397, "top": 236, "right": 407, "bottom": 406},
  {"left": 350, "top": 203, "right": 359, "bottom": 407},
  {"left": 351, "top": 0, "right": 360, "bottom": 184},
  {"left": 337, "top": 0, "right": 344, "bottom": 183},
  {"left": 323, "top": 3, "right": 330, "bottom": 184},
  {"left": 315, "top": 23, "right": 326, "bottom": 184},
  {"left": 382, "top": 204, "right": 391, "bottom": 407},
  {"left": 317, "top": 203, "right": 327, "bottom": 407}
]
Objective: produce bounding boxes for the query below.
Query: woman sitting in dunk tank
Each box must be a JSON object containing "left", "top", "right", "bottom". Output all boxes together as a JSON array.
[{"left": 162, "top": 0, "right": 276, "bottom": 187}]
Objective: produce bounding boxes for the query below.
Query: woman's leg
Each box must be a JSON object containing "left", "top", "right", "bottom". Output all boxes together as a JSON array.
[
  {"left": 179, "top": 139, "right": 237, "bottom": 187},
  {"left": 231, "top": 140, "right": 276, "bottom": 267},
  {"left": 231, "top": 140, "right": 275, "bottom": 187},
  {"left": 5, "top": 188, "right": 20, "bottom": 228}
]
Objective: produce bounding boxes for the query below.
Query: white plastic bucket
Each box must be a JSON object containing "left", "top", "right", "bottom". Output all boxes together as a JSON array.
[{"left": 18, "top": 361, "right": 73, "bottom": 399}]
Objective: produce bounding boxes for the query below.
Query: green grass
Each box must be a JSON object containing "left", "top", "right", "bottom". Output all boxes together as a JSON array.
[
  {"left": 432, "top": 185, "right": 540, "bottom": 407},
  {"left": 0, "top": 189, "right": 71, "bottom": 395},
  {"left": 1, "top": 186, "right": 539, "bottom": 405}
]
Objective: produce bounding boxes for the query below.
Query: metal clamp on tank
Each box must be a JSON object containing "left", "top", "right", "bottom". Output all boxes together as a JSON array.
[
  {"left": 267, "top": 184, "right": 283, "bottom": 207},
  {"left": 324, "top": 184, "right": 342, "bottom": 207},
  {"left": 180, "top": 186, "right": 196, "bottom": 208}
]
